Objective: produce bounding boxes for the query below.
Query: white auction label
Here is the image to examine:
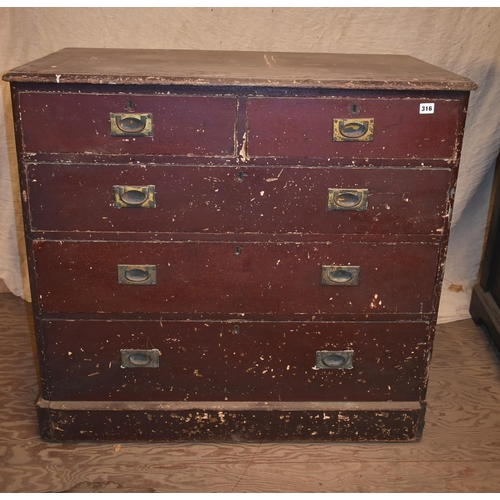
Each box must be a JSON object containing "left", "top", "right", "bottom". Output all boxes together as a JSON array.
[{"left": 420, "top": 103, "right": 435, "bottom": 114}]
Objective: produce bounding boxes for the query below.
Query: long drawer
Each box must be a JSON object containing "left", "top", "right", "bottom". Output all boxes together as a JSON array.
[
  {"left": 41, "top": 319, "right": 431, "bottom": 402},
  {"left": 32, "top": 240, "right": 440, "bottom": 315},
  {"left": 19, "top": 92, "right": 237, "bottom": 157},
  {"left": 27, "top": 164, "right": 452, "bottom": 236},
  {"left": 247, "top": 97, "right": 462, "bottom": 160}
]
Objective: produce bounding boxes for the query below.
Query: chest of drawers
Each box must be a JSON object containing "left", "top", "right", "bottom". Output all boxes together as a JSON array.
[{"left": 3, "top": 49, "right": 475, "bottom": 442}]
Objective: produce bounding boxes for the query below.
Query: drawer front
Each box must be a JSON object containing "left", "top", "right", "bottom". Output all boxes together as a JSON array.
[
  {"left": 33, "top": 240, "right": 440, "bottom": 315},
  {"left": 19, "top": 92, "right": 237, "bottom": 157},
  {"left": 42, "top": 320, "right": 431, "bottom": 402},
  {"left": 247, "top": 97, "right": 461, "bottom": 160},
  {"left": 27, "top": 164, "right": 452, "bottom": 236}
]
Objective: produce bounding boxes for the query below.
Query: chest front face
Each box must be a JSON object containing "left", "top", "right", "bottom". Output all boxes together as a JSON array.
[{"left": 5, "top": 49, "right": 473, "bottom": 442}]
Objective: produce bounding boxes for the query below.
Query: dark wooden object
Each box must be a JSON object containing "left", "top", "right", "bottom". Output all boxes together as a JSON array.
[
  {"left": 3, "top": 48, "right": 476, "bottom": 442},
  {"left": 471, "top": 150, "right": 500, "bottom": 351}
]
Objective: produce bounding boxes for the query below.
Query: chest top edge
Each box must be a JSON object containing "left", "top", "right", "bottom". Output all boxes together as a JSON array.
[{"left": 3, "top": 48, "right": 477, "bottom": 92}]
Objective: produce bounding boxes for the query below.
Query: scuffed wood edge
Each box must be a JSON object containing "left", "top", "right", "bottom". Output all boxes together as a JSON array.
[
  {"left": 43, "top": 399, "right": 423, "bottom": 412},
  {"left": 2, "top": 73, "right": 478, "bottom": 91},
  {"left": 36, "top": 398, "right": 425, "bottom": 443}
]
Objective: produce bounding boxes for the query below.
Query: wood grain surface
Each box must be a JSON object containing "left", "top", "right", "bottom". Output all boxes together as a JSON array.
[
  {"left": 1, "top": 293, "right": 500, "bottom": 492},
  {"left": 2, "top": 48, "right": 477, "bottom": 90}
]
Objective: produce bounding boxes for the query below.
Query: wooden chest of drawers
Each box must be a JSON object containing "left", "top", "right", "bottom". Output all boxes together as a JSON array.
[{"left": 3, "top": 49, "right": 475, "bottom": 442}]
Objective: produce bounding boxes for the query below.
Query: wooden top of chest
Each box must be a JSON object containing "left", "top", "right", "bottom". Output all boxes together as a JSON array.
[{"left": 3, "top": 47, "right": 476, "bottom": 91}]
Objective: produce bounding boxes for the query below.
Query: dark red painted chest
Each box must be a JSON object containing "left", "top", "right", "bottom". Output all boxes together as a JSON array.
[{"left": 3, "top": 49, "right": 476, "bottom": 442}]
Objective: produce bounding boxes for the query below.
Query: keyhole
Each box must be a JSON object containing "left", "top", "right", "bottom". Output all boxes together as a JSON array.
[
  {"left": 235, "top": 246, "right": 242, "bottom": 256},
  {"left": 233, "top": 325, "right": 240, "bottom": 335},
  {"left": 350, "top": 103, "right": 359, "bottom": 115},
  {"left": 125, "top": 99, "right": 135, "bottom": 112},
  {"left": 236, "top": 171, "right": 248, "bottom": 182}
]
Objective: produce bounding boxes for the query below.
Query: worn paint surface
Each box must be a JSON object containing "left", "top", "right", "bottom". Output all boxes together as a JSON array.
[
  {"left": 27, "top": 163, "right": 453, "bottom": 236},
  {"left": 37, "top": 400, "right": 425, "bottom": 442},
  {"left": 40, "top": 319, "right": 431, "bottom": 402},
  {"left": 32, "top": 239, "right": 440, "bottom": 316},
  {"left": 3, "top": 48, "right": 477, "bottom": 91},
  {"left": 6, "top": 49, "right": 472, "bottom": 442}
]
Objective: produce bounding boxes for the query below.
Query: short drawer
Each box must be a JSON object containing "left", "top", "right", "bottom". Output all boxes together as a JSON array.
[
  {"left": 41, "top": 319, "right": 431, "bottom": 402},
  {"left": 19, "top": 91, "right": 237, "bottom": 157},
  {"left": 246, "top": 97, "right": 462, "bottom": 160},
  {"left": 27, "top": 164, "right": 452, "bottom": 236},
  {"left": 32, "top": 240, "right": 440, "bottom": 316}
]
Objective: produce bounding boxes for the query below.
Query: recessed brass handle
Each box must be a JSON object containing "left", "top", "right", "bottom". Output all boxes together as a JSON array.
[
  {"left": 113, "top": 185, "right": 156, "bottom": 208},
  {"left": 117, "top": 265, "right": 157, "bottom": 285},
  {"left": 315, "top": 350, "right": 354, "bottom": 370},
  {"left": 327, "top": 189, "right": 368, "bottom": 211},
  {"left": 339, "top": 120, "right": 367, "bottom": 138},
  {"left": 333, "top": 118, "right": 374, "bottom": 142},
  {"left": 120, "top": 349, "right": 160, "bottom": 368},
  {"left": 322, "top": 265, "right": 360, "bottom": 286},
  {"left": 110, "top": 113, "right": 153, "bottom": 137}
]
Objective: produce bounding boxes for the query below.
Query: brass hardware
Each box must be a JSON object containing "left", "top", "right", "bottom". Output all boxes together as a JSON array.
[
  {"left": 333, "top": 118, "right": 374, "bottom": 141},
  {"left": 117, "top": 265, "right": 157, "bottom": 285},
  {"left": 327, "top": 188, "right": 368, "bottom": 211},
  {"left": 113, "top": 185, "right": 156, "bottom": 208},
  {"left": 315, "top": 350, "right": 354, "bottom": 370},
  {"left": 110, "top": 113, "right": 153, "bottom": 137},
  {"left": 120, "top": 349, "right": 160, "bottom": 368},
  {"left": 322, "top": 265, "right": 360, "bottom": 286}
]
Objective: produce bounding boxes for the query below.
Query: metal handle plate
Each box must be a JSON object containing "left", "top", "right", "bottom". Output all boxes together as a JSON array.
[
  {"left": 120, "top": 349, "right": 160, "bottom": 368},
  {"left": 315, "top": 350, "right": 354, "bottom": 370},
  {"left": 113, "top": 185, "right": 156, "bottom": 208},
  {"left": 322, "top": 265, "right": 360, "bottom": 286},
  {"left": 327, "top": 188, "right": 368, "bottom": 211},
  {"left": 333, "top": 118, "right": 374, "bottom": 142},
  {"left": 110, "top": 113, "right": 153, "bottom": 137},
  {"left": 117, "top": 265, "right": 157, "bottom": 285}
]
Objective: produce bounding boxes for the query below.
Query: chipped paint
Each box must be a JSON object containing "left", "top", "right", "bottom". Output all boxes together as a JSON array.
[
  {"left": 239, "top": 132, "right": 249, "bottom": 162},
  {"left": 8, "top": 48, "right": 471, "bottom": 443}
]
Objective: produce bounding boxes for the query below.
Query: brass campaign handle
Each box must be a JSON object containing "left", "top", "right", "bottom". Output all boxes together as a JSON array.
[
  {"left": 339, "top": 120, "right": 369, "bottom": 138},
  {"left": 315, "top": 350, "right": 354, "bottom": 370},
  {"left": 333, "top": 118, "right": 374, "bottom": 141},
  {"left": 110, "top": 113, "right": 153, "bottom": 136},
  {"left": 117, "top": 265, "right": 157, "bottom": 285},
  {"left": 327, "top": 189, "right": 368, "bottom": 211},
  {"left": 113, "top": 185, "right": 156, "bottom": 208},
  {"left": 321, "top": 265, "right": 360, "bottom": 286},
  {"left": 120, "top": 349, "right": 160, "bottom": 368}
]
